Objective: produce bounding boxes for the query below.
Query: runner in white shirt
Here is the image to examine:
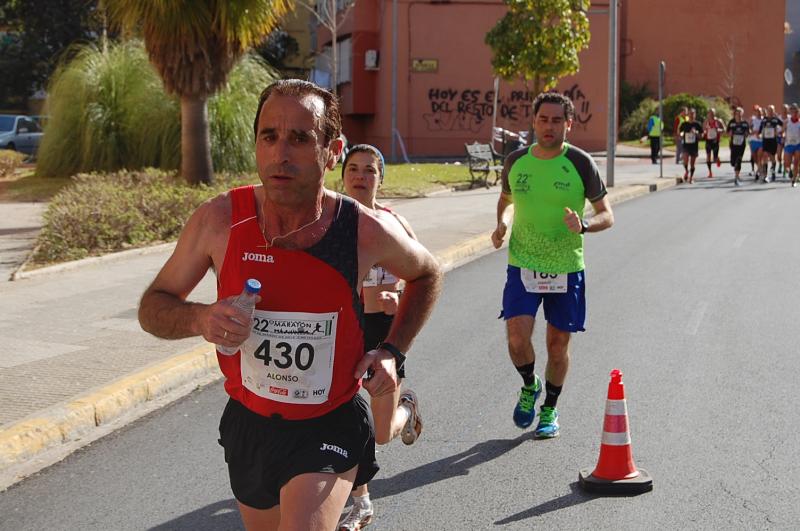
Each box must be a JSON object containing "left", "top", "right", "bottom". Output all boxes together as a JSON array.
[
  {"left": 749, "top": 106, "right": 764, "bottom": 179},
  {"left": 782, "top": 103, "right": 800, "bottom": 187}
]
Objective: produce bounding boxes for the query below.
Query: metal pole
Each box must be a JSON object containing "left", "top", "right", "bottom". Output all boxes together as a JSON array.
[
  {"left": 391, "top": 0, "right": 398, "bottom": 162},
  {"left": 659, "top": 61, "right": 665, "bottom": 178},
  {"left": 606, "top": 0, "right": 618, "bottom": 187},
  {"left": 491, "top": 77, "right": 500, "bottom": 146}
]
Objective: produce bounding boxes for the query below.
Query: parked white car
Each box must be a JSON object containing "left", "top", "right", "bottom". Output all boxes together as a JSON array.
[{"left": 0, "top": 114, "right": 44, "bottom": 157}]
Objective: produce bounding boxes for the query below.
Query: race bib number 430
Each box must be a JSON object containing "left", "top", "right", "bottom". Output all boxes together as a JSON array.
[
  {"left": 240, "top": 310, "right": 338, "bottom": 404},
  {"left": 521, "top": 269, "right": 568, "bottom": 293}
]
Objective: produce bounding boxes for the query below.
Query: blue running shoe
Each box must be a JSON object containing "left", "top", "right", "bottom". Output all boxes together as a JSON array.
[
  {"left": 534, "top": 406, "right": 560, "bottom": 439},
  {"left": 513, "top": 375, "right": 542, "bottom": 429}
]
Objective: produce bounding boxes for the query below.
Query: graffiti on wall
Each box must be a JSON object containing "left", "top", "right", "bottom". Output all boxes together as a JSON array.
[{"left": 422, "top": 84, "right": 594, "bottom": 133}]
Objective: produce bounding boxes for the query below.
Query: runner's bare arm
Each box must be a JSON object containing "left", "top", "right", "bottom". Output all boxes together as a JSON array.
[
  {"left": 354, "top": 211, "right": 442, "bottom": 394},
  {"left": 492, "top": 192, "right": 513, "bottom": 248},
  {"left": 138, "top": 196, "right": 251, "bottom": 347},
  {"left": 584, "top": 195, "right": 614, "bottom": 233}
]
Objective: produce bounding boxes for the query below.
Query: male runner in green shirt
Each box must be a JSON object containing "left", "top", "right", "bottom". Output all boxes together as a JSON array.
[{"left": 491, "top": 92, "right": 614, "bottom": 438}]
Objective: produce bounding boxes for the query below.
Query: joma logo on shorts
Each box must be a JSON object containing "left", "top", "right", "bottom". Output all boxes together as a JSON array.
[
  {"left": 320, "top": 443, "right": 348, "bottom": 458},
  {"left": 242, "top": 252, "right": 274, "bottom": 263}
]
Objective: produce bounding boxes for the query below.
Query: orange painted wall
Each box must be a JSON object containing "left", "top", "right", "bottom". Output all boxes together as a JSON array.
[
  {"left": 621, "top": 0, "right": 784, "bottom": 113},
  {"left": 328, "top": 0, "right": 611, "bottom": 157},
  {"left": 317, "top": 0, "right": 784, "bottom": 159}
]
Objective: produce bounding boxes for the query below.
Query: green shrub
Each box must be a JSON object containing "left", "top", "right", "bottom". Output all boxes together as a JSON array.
[
  {"left": 0, "top": 149, "right": 26, "bottom": 178},
  {"left": 619, "top": 80, "right": 652, "bottom": 128},
  {"left": 620, "top": 98, "right": 658, "bottom": 141},
  {"left": 36, "top": 40, "right": 276, "bottom": 179},
  {"left": 32, "top": 169, "right": 257, "bottom": 264},
  {"left": 663, "top": 93, "right": 710, "bottom": 135}
]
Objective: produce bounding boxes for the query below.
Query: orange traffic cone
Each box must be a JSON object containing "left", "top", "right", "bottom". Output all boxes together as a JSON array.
[{"left": 579, "top": 369, "right": 653, "bottom": 494}]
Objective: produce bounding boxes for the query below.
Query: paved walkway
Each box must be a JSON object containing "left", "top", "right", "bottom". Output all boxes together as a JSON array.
[{"left": 0, "top": 156, "right": 681, "bottom": 488}]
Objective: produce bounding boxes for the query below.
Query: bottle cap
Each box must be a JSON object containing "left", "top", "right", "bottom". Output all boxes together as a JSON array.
[{"left": 245, "top": 279, "right": 262, "bottom": 294}]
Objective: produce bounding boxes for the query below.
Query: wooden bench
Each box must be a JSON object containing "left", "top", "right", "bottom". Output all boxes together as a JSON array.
[{"left": 464, "top": 142, "right": 503, "bottom": 188}]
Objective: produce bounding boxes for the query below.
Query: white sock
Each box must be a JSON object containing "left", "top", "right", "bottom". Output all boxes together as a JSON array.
[{"left": 353, "top": 493, "right": 372, "bottom": 509}]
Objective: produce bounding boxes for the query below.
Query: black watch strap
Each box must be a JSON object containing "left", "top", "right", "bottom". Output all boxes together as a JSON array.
[
  {"left": 379, "top": 342, "right": 406, "bottom": 369},
  {"left": 581, "top": 219, "right": 590, "bottom": 234}
]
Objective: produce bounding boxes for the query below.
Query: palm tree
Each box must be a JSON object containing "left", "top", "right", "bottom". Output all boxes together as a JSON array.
[{"left": 103, "top": 0, "right": 291, "bottom": 185}]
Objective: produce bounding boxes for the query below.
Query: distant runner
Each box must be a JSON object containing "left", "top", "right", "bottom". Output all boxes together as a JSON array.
[
  {"left": 727, "top": 107, "right": 750, "bottom": 186},
  {"left": 680, "top": 109, "right": 703, "bottom": 184}
]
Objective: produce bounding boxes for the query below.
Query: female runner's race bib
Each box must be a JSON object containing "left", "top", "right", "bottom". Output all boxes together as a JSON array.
[
  {"left": 707, "top": 128, "right": 717, "bottom": 140},
  {"left": 685, "top": 132, "right": 696, "bottom": 144},
  {"left": 362, "top": 266, "right": 398, "bottom": 288},
  {"left": 521, "top": 269, "right": 567, "bottom": 293},
  {"left": 764, "top": 127, "right": 776, "bottom": 139},
  {"left": 240, "top": 309, "right": 338, "bottom": 404},
  {"left": 733, "top": 134, "right": 745, "bottom": 146}
]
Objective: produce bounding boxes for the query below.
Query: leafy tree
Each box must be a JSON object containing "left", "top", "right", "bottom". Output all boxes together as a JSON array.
[
  {"left": 102, "top": 0, "right": 291, "bottom": 185},
  {"left": 0, "top": 0, "right": 105, "bottom": 110},
  {"left": 485, "top": 0, "right": 591, "bottom": 95}
]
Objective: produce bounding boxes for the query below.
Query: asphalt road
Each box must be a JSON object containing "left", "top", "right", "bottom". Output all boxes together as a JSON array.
[{"left": 1, "top": 174, "right": 799, "bottom": 530}]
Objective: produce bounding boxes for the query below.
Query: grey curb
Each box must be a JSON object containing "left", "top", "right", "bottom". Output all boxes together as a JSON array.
[{"left": 0, "top": 177, "right": 677, "bottom": 487}]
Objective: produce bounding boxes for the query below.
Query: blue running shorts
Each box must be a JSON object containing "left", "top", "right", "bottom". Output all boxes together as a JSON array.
[
  {"left": 784, "top": 143, "right": 800, "bottom": 155},
  {"left": 501, "top": 265, "right": 586, "bottom": 332},
  {"left": 749, "top": 139, "right": 762, "bottom": 152}
]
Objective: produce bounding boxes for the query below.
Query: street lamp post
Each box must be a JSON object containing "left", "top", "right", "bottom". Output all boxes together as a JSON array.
[
  {"left": 659, "top": 61, "right": 665, "bottom": 178},
  {"left": 606, "top": 0, "right": 618, "bottom": 187}
]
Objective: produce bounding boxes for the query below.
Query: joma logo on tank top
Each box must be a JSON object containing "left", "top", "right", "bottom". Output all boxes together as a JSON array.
[{"left": 242, "top": 252, "right": 275, "bottom": 263}]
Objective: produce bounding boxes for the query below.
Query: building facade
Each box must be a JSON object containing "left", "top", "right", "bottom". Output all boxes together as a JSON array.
[{"left": 314, "top": 0, "right": 785, "bottom": 158}]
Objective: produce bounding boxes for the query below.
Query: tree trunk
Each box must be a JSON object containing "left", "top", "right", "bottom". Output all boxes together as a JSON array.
[{"left": 180, "top": 96, "right": 214, "bottom": 185}]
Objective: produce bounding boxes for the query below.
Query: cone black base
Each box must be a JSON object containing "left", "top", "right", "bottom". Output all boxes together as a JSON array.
[{"left": 578, "top": 467, "right": 653, "bottom": 495}]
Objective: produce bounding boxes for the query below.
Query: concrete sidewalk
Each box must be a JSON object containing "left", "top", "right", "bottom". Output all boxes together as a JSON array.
[{"left": 0, "top": 159, "right": 681, "bottom": 489}]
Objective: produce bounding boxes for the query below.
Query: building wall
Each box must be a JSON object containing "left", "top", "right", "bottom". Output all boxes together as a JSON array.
[
  {"left": 327, "top": 0, "right": 611, "bottom": 157},
  {"left": 317, "top": 0, "right": 784, "bottom": 159},
  {"left": 622, "top": 0, "right": 784, "bottom": 113}
]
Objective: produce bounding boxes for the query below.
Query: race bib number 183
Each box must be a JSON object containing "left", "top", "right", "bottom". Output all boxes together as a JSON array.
[
  {"left": 520, "top": 269, "right": 568, "bottom": 293},
  {"left": 240, "top": 310, "right": 338, "bottom": 404}
]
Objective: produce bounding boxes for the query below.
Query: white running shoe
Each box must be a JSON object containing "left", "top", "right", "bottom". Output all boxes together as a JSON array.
[
  {"left": 339, "top": 501, "right": 374, "bottom": 531},
  {"left": 399, "top": 389, "right": 423, "bottom": 445}
]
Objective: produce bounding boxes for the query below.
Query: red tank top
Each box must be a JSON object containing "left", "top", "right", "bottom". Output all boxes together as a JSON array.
[{"left": 217, "top": 186, "right": 365, "bottom": 420}]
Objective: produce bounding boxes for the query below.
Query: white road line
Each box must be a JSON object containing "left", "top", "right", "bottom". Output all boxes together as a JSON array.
[{"left": 687, "top": 301, "right": 709, "bottom": 336}]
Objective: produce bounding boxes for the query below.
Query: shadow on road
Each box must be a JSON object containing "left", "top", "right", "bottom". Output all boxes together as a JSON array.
[
  {"left": 493, "top": 481, "right": 593, "bottom": 525},
  {"left": 148, "top": 499, "right": 242, "bottom": 531},
  {"left": 369, "top": 433, "right": 533, "bottom": 500}
]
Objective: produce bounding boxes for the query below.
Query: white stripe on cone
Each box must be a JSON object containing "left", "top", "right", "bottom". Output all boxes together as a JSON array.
[
  {"left": 605, "top": 399, "right": 627, "bottom": 416},
  {"left": 601, "top": 431, "right": 632, "bottom": 446}
]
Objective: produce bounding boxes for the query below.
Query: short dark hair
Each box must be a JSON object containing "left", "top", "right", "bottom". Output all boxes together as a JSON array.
[
  {"left": 341, "top": 144, "right": 385, "bottom": 182},
  {"left": 253, "top": 79, "right": 342, "bottom": 145},
  {"left": 532, "top": 92, "right": 575, "bottom": 120}
]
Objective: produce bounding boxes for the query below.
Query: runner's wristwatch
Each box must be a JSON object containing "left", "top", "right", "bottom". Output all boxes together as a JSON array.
[
  {"left": 379, "top": 342, "right": 406, "bottom": 370},
  {"left": 581, "top": 219, "right": 590, "bottom": 234}
]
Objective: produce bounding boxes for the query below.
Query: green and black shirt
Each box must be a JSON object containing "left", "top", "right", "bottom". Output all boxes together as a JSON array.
[{"left": 501, "top": 143, "right": 607, "bottom": 273}]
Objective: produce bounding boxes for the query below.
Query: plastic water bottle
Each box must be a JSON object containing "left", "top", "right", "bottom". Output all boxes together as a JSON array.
[{"left": 217, "top": 278, "right": 261, "bottom": 355}]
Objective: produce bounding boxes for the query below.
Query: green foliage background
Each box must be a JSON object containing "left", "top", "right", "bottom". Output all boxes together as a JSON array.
[
  {"left": 485, "top": 0, "right": 590, "bottom": 92},
  {"left": 35, "top": 40, "right": 275, "bottom": 178}
]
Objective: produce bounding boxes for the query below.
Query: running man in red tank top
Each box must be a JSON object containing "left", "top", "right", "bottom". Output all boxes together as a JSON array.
[{"left": 138, "top": 80, "right": 442, "bottom": 531}]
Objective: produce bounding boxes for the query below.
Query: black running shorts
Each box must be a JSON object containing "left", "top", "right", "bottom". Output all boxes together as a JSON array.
[
  {"left": 218, "top": 395, "right": 379, "bottom": 510},
  {"left": 763, "top": 139, "right": 778, "bottom": 155}
]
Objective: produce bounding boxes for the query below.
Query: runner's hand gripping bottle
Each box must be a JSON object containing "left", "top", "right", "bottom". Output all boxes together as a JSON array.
[{"left": 216, "top": 278, "right": 261, "bottom": 355}]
